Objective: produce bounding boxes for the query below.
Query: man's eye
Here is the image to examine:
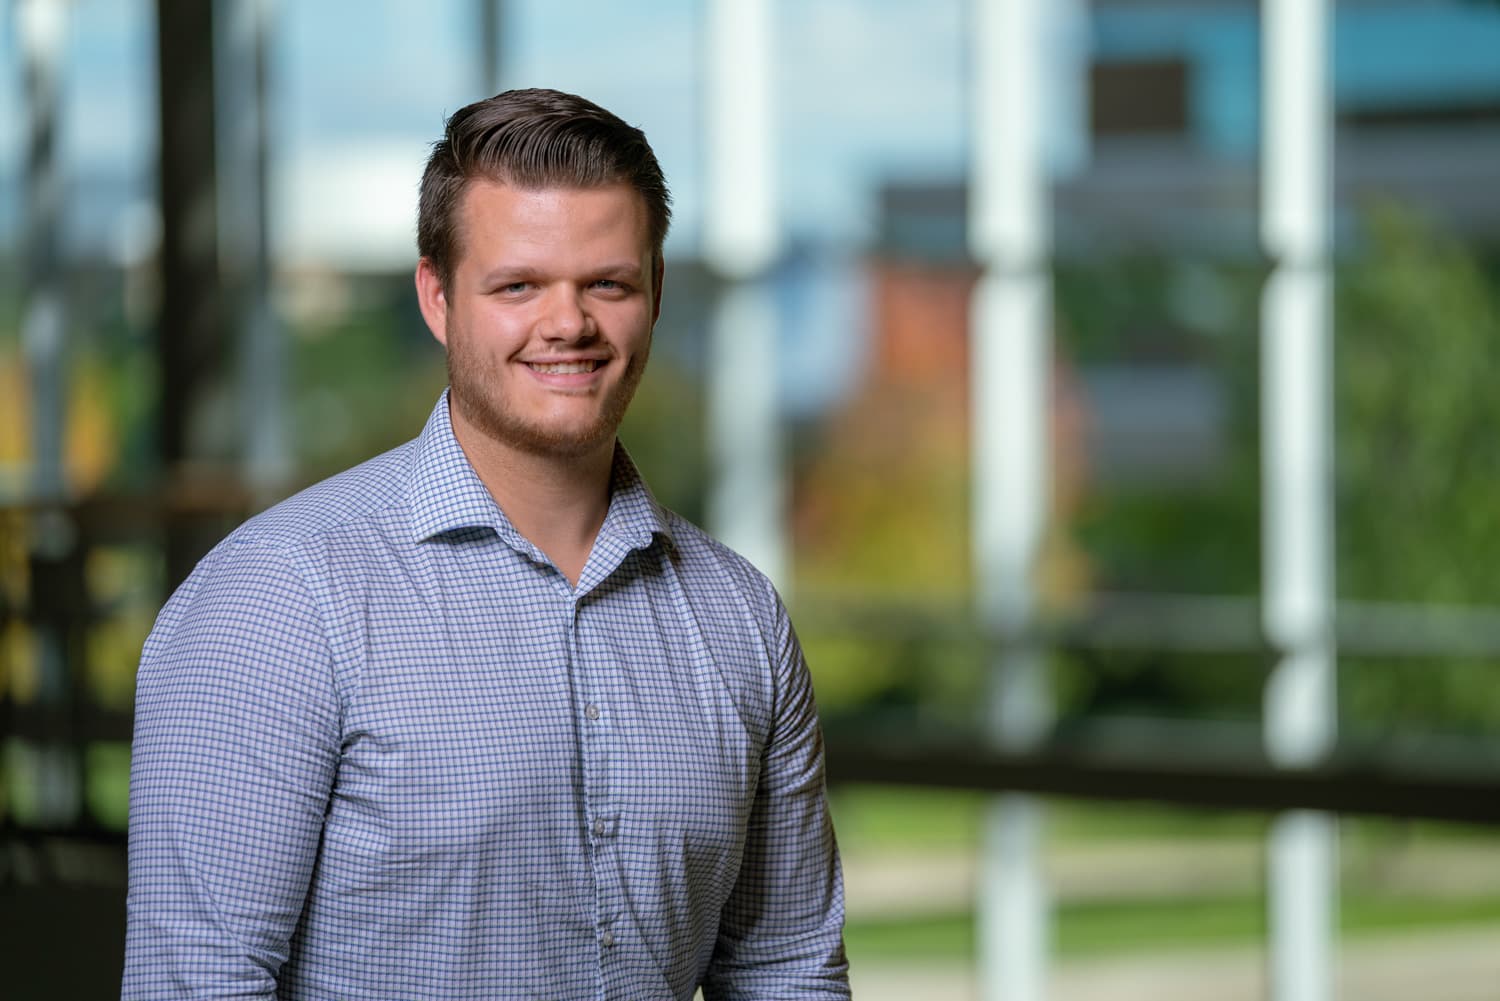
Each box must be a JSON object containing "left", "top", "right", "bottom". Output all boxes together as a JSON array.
[
  {"left": 593, "top": 279, "right": 622, "bottom": 291},
  {"left": 500, "top": 282, "right": 530, "bottom": 294}
]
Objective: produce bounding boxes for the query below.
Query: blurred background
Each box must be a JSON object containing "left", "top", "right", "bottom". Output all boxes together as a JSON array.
[{"left": 4, "top": 0, "right": 1500, "bottom": 997}]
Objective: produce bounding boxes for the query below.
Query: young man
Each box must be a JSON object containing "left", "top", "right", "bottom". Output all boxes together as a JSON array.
[{"left": 124, "top": 89, "right": 849, "bottom": 999}]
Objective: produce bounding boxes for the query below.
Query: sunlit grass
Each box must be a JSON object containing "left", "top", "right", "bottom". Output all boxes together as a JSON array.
[
  {"left": 830, "top": 784, "right": 1500, "bottom": 851},
  {"left": 834, "top": 784, "right": 1500, "bottom": 965},
  {"left": 846, "top": 893, "right": 1500, "bottom": 963},
  {"left": 830, "top": 785, "right": 1269, "bottom": 853}
]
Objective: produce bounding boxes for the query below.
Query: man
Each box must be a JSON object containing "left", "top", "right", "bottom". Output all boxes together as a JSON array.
[{"left": 124, "top": 88, "right": 849, "bottom": 999}]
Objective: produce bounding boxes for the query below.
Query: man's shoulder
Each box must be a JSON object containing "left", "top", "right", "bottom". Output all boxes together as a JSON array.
[
  {"left": 143, "top": 441, "right": 422, "bottom": 668},
  {"left": 227, "top": 438, "right": 419, "bottom": 554},
  {"left": 657, "top": 509, "right": 782, "bottom": 611}
]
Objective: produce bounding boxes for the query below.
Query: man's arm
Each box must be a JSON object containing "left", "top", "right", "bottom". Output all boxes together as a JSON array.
[
  {"left": 124, "top": 540, "right": 341, "bottom": 998},
  {"left": 702, "top": 595, "right": 851, "bottom": 1000}
]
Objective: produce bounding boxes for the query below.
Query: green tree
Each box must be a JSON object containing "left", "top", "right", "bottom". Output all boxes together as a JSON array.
[{"left": 1336, "top": 203, "right": 1500, "bottom": 732}]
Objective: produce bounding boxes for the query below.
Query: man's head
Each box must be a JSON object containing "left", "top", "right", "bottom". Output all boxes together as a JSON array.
[
  {"left": 417, "top": 88, "right": 672, "bottom": 295},
  {"left": 414, "top": 90, "right": 671, "bottom": 464}
]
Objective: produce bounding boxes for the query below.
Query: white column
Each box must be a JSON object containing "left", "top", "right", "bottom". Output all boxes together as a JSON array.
[
  {"left": 1260, "top": 1, "right": 1337, "bottom": 1000},
  {"left": 703, "top": 0, "right": 786, "bottom": 589},
  {"left": 971, "top": 1, "right": 1053, "bottom": 999}
]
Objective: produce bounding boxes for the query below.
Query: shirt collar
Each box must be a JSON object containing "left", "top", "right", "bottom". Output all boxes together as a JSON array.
[
  {"left": 406, "top": 391, "right": 508, "bottom": 543},
  {"left": 405, "top": 390, "right": 673, "bottom": 554},
  {"left": 600, "top": 440, "right": 675, "bottom": 554}
]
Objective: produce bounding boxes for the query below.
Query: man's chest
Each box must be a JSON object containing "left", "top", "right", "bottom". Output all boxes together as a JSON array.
[{"left": 320, "top": 556, "right": 774, "bottom": 869}]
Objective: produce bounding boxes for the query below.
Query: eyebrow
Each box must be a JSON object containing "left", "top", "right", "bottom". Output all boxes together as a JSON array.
[
  {"left": 587, "top": 263, "right": 646, "bottom": 282},
  {"left": 477, "top": 263, "right": 645, "bottom": 286},
  {"left": 477, "top": 266, "right": 541, "bottom": 287}
]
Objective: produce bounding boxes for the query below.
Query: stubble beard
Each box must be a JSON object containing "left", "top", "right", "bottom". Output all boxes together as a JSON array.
[{"left": 445, "top": 323, "right": 650, "bottom": 461}]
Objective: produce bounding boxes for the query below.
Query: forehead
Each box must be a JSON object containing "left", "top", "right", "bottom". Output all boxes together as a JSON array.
[{"left": 454, "top": 179, "right": 651, "bottom": 260}]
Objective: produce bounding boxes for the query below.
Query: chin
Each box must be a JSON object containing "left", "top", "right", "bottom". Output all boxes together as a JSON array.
[
  {"left": 512, "top": 425, "right": 619, "bottom": 459},
  {"left": 456, "top": 393, "right": 621, "bottom": 460}
]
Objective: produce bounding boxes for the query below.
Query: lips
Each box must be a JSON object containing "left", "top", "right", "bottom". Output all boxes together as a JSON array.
[{"left": 526, "top": 360, "right": 604, "bottom": 375}]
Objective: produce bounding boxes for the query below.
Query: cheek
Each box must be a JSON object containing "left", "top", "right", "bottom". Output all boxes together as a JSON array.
[
  {"left": 613, "top": 306, "right": 655, "bottom": 352},
  {"left": 455, "top": 305, "right": 531, "bottom": 353}
]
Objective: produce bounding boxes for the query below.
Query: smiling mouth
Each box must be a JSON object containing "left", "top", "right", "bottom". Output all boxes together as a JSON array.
[{"left": 527, "top": 360, "right": 604, "bottom": 375}]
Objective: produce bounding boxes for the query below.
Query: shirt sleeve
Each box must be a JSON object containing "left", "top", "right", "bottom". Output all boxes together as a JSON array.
[
  {"left": 702, "top": 594, "right": 851, "bottom": 999},
  {"left": 123, "top": 539, "right": 341, "bottom": 999}
]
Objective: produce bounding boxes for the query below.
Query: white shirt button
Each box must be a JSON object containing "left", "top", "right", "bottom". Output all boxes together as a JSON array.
[
  {"left": 601, "top": 929, "right": 616, "bottom": 947},
  {"left": 585, "top": 703, "right": 600, "bottom": 721}
]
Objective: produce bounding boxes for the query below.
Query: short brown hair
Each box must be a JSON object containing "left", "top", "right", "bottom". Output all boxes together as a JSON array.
[{"left": 417, "top": 88, "right": 672, "bottom": 291}]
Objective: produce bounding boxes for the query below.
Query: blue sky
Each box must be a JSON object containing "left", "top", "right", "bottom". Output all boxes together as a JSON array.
[
  {"left": 4, "top": 0, "right": 1500, "bottom": 267},
  {"left": 0, "top": 0, "right": 981, "bottom": 265}
]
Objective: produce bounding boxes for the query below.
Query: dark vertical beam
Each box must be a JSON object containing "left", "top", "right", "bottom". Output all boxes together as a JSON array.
[
  {"left": 479, "top": 0, "right": 502, "bottom": 95},
  {"left": 156, "top": 0, "right": 227, "bottom": 588},
  {"left": 20, "top": 0, "right": 66, "bottom": 496},
  {"left": 16, "top": 0, "right": 84, "bottom": 831}
]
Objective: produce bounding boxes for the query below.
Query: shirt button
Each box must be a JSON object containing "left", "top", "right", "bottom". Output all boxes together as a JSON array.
[
  {"left": 592, "top": 818, "right": 607, "bottom": 837},
  {"left": 585, "top": 703, "right": 600, "bottom": 721},
  {"left": 601, "top": 930, "right": 616, "bottom": 948}
]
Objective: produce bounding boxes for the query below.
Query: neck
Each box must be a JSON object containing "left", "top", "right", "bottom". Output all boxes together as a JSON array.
[{"left": 448, "top": 407, "right": 615, "bottom": 587}]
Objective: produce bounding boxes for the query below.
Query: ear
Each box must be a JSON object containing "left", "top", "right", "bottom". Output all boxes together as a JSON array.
[
  {"left": 415, "top": 257, "right": 450, "bottom": 348},
  {"left": 650, "top": 253, "right": 666, "bottom": 328}
]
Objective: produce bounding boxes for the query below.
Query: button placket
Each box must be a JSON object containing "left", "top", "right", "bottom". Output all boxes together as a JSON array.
[
  {"left": 590, "top": 814, "right": 618, "bottom": 841},
  {"left": 573, "top": 599, "right": 623, "bottom": 961}
]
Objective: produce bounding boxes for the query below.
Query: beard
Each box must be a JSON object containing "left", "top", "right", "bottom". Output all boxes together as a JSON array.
[{"left": 445, "top": 323, "right": 650, "bottom": 461}]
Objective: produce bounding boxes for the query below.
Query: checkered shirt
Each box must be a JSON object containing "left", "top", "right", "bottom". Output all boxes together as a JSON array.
[{"left": 124, "top": 391, "right": 849, "bottom": 999}]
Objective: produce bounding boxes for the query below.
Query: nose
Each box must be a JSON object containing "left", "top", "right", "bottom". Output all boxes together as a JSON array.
[{"left": 539, "top": 285, "right": 594, "bottom": 342}]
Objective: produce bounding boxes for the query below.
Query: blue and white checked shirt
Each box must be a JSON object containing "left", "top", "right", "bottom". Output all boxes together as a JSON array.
[{"left": 124, "top": 392, "right": 848, "bottom": 1000}]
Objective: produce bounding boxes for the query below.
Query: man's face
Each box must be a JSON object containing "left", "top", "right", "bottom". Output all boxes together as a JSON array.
[{"left": 417, "top": 179, "right": 662, "bottom": 461}]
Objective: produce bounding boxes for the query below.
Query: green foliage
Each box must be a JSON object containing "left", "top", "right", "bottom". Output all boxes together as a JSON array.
[
  {"left": 1335, "top": 204, "right": 1500, "bottom": 733},
  {"left": 1054, "top": 213, "right": 1500, "bottom": 733},
  {"left": 1335, "top": 204, "right": 1500, "bottom": 605},
  {"left": 1058, "top": 254, "right": 1265, "bottom": 598},
  {"left": 1070, "top": 490, "right": 1259, "bottom": 595},
  {"left": 288, "top": 284, "right": 448, "bottom": 479},
  {"left": 1051, "top": 256, "right": 1267, "bottom": 723},
  {"left": 1057, "top": 257, "right": 1217, "bottom": 363},
  {"left": 618, "top": 358, "right": 706, "bottom": 524},
  {"left": 798, "top": 605, "right": 987, "bottom": 716},
  {"left": 790, "top": 381, "right": 973, "bottom": 602},
  {"left": 86, "top": 741, "right": 132, "bottom": 829},
  {"left": 1054, "top": 647, "right": 1266, "bottom": 724}
]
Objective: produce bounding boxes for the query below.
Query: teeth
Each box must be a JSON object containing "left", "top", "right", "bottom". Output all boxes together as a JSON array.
[{"left": 529, "top": 361, "right": 599, "bottom": 375}]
